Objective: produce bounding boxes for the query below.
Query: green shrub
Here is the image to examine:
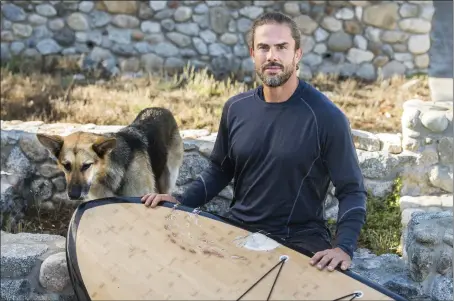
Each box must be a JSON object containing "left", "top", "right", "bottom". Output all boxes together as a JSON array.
[{"left": 328, "top": 178, "right": 403, "bottom": 256}]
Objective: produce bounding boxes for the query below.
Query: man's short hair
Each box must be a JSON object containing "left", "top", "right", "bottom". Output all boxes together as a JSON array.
[{"left": 247, "top": 12, "right": 302, "bottom": 50}]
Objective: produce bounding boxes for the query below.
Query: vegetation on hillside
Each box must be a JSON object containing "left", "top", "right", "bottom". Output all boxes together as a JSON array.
[
  {"left": 1, "top": 55, "right": 422, "bottom": 256},
  {"left": 328, "top": 178, "right": 403, "bottom": 256},
  {"left": 1, "top": 54, "right": 430, "bottom": 134}
]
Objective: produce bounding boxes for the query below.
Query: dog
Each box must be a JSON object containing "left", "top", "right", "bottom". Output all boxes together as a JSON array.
[{"left": 36, "top": 107, "right": 184, "bottom": 202}]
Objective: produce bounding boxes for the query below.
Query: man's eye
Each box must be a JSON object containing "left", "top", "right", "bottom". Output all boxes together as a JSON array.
[{"left": 81, "top": 163, "right": 92, "bottom": 171}]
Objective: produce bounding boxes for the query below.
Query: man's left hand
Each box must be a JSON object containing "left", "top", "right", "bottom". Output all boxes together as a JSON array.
[{"left": 309, "top": 247, "right": 351, "bottom": 272}]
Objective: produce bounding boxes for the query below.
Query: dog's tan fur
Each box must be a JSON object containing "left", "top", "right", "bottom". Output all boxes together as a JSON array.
[{"left": 36, "top": 107, "right": 184, "bottom": 202}]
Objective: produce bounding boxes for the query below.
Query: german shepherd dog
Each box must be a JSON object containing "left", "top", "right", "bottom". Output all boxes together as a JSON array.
[{"left": 36, "top": 107, "right": 184, "bottom": 202}]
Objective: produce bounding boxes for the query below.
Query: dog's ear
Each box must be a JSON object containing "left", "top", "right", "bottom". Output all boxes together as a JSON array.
[
  {"left": 92, "top": 137, "right": 117, "bottom": 158},
  {"left": 36, "top": 134, "right": 64, "bottom": 158}
]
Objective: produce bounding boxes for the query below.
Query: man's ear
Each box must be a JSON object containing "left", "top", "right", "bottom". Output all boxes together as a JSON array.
[
  {"left": 92, "top": 137, "right": 117, "bottom": 158},
  {"left": 36, "top": 134, "right": 64, "bottom": 158},
  {"left": 295, "top": 48, "right": 303, "bottom": 64}
]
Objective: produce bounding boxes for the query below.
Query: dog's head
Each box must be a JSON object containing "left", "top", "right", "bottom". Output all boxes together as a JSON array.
[{"left": 36, "top": 132, "right": 116, "bottom": 201}]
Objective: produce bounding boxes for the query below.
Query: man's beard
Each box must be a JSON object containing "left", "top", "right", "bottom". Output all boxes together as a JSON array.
[{"left": 256, "top": 60, "right": 295, "bottom": 87}]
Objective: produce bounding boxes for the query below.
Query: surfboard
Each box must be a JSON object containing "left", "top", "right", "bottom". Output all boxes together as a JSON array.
[{"left": 65, "top": 197, "right": 407, "bottom": 301}]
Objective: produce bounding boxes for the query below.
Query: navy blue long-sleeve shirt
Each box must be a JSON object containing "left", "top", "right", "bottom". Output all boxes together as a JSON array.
[{"left": 177, "top": 79, "right": 367, "bottom": 258}]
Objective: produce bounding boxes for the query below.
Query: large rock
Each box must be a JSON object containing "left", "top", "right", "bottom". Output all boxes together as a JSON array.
[
  {"left": 406, "top": 210, "right": 453, "bottom": 266},
  {"left": 404, "top": 211, "right": 453, "bottom": 300},
  {"left": 356, "top": 150, "right": 416, "bottom": 180},
  {"left": 351, "top": 249, "right": 425, "bottom": 300},
  {"left": 1, "top": 243, "right": 48, "bottom": 278},
  {"left": 363, "top": 3, "right": 399, "bottom": 30},
  {"left": 39, "top": 252, "right": 70, "bottom": 292},
  {"left": 0, "top": 231, "right": 74, "bottom": 300},
  {"left": 102, "top": 1, "right": 138, "bottom": 14},
  {"left": 352, "top": 210, "right": 454, "bottom": 301}
]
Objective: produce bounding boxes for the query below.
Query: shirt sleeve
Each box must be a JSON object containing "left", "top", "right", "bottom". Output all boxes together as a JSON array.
[
  {"left": 176, "top": 101, "right": 235, "bottom": 208},
  {"left": 321, "top": 110, "right": 367, "bottom": 259}
]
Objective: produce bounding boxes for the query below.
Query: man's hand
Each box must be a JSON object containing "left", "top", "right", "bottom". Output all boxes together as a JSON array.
[
  {"left": 141, "top": 193, "right": 179, "bottom": 208},
  {"left": 309, "top": 247, "right": 351, "bottom": 272}
]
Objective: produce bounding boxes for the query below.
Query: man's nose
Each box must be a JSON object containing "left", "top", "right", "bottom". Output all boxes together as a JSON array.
[{"left": 266, "top": 48, "right": 278, "bottom": 61}]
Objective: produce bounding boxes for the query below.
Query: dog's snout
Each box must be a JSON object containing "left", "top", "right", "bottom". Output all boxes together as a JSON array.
[{"left": 68, "top": 185, "right": 83, "bottom": 199}]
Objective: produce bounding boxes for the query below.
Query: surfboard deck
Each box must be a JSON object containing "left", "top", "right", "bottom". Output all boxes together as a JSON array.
[{"left": 66, "top": 197, "right": 407, "bottom": 301}]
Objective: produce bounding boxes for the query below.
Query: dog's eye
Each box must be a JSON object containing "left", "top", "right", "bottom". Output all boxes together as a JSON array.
[
  {"left": 62, "top": 162, "right": 71, "bottom": 171},
  {"left": 81, "top": 163, "right": 92, "bottom": 171}
]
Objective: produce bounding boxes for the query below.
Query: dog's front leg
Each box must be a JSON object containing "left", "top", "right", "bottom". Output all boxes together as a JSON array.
[{"left": 87, "top": 186, "right": 117, "bottom": 201}]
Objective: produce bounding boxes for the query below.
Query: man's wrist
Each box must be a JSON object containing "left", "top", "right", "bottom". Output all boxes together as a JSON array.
[
  {"left": 172, "top": 194, "right": 183, "bottom": 204},
  {"left": 335, "top": 244, "right": 353, "bottom": 259}
]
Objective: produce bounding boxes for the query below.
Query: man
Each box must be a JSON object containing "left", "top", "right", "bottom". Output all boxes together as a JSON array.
[{"left": 141, "top": 12, "right": 367, "bottom": 272}]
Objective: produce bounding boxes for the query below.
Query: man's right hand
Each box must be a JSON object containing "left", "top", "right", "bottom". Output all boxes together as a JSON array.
[{"left": 141, "top": 193, "right": 179, "bottom": 208}]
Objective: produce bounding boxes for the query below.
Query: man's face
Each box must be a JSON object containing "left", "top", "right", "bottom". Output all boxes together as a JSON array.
[{"left": 251, "top": 23, "right": 302, "bottom": 87}]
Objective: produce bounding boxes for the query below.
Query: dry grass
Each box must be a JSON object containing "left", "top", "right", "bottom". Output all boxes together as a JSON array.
[
  {"left": 1, "top": 56, "right": 430, "bottom": 134},
  {"left": 3, "top": 205, "right": 76, "bottom": 238},
  {"left": 1, "top": 56, "right": 430, "bottom": 255}
]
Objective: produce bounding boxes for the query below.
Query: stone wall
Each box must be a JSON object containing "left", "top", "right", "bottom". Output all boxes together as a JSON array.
[
  {"left": 351, "top": 211, "right": 452, "bottom": 301},
  {"left": 0, "top": 115, "right": 428, "bottom": 226},
  {"left": 1, "top": 98, "right": 452, "bottom": 224},
  {"left": 0, "top": 99, "right": 452, "bottom": 301},
  {"left": 1, "top": 231, "right": 75, "bottom": 300},
  {"left": 1, "top": 0, "right": 434, "bottom": 81},
  {"left": 400, "top": 100, "right": 453, "bottom": 197}
]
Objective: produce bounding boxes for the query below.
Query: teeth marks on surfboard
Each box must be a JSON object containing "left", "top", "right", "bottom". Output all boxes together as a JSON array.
[
  {"left": 191, "top": 291, "right": 198, "bottom": 297},
  {"left": 168, "top": 257, "right": 177, "bottom": 266},
  {"left": 105, "top": 225, "right": 116, "bottom": 233},
  {"left": 202, "top": 248, "right": 224, "bottom": 258},
  {"left": 98, "top": 282, "right": 105, "bottom": 289},
  {"left": 144, "top": 288, "right": 154, "bottom": 297}
]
